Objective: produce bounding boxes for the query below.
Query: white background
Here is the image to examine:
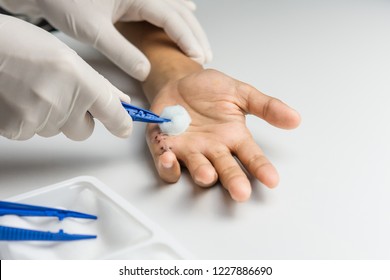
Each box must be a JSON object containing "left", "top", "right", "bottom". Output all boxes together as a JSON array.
[{"left": 1, "top": 0, "right": 389, "bottom": 259}]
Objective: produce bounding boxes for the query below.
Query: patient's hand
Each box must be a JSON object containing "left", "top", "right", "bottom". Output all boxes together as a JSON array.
[{"left": 146, "top": 69, "right": 300, "bottom": 202}]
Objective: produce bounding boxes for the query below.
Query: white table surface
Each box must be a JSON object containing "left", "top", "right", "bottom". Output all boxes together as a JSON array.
[{"left": 1, "top": 0, "right": 390, "bottom": 259}]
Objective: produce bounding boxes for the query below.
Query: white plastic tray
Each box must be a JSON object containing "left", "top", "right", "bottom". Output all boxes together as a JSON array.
[{"left": 0, "top": 176, "right": 191, "bottom": 259}]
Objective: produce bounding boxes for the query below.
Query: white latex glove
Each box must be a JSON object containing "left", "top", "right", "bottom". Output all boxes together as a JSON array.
[
  {"left": 0, "top": 0, "right": 212, "bottom": 81},
  {"left": 0, "top": 15, "right": 133, "bottom": 141}
]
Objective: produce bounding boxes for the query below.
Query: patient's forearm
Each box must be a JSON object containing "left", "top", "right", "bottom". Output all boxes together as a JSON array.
[{"left": 115, "top": 21, "right": 202, "bottom": 103}]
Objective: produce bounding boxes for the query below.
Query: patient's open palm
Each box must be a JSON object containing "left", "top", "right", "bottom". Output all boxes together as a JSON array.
[{"left": 147, "top": 69, "right": 300, "bottom": 202}]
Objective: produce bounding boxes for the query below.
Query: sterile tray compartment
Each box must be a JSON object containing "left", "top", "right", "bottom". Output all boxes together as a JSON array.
[{"left": 0, "top": 176, "right": 190, "bottom": 259}]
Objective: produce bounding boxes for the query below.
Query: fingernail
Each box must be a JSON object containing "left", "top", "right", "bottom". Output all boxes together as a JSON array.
[
  {"left": 187, "top": 47, "right": 205, "bottom": 64},
  {"left": 122, "top": 127, "right": 132, "bottom": 138},
  {"left": 118, "top": 117, "right": 133, "bottom": 138},
  {"left": 118, "top": 125, "right": 132, "bottom": 138},
  {"left": 190, "top": 55, "right": 205, "bottom": 65},
  {"left": 120, "top": 93, "right": 131, "bottom": 104},
  {"left": 133, "top": 62, "right": 150, "bottom": 81},
  {"left": 185, "top": 1, "right": 197, "bottom": 11}
]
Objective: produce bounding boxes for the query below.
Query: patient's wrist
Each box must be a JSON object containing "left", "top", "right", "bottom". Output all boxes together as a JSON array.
[
  {"left": 142, "top": 51, "right": 202, "bottom": 102},
  {"left": 115, "top": 21, "right": 203, "bottom": 101}
]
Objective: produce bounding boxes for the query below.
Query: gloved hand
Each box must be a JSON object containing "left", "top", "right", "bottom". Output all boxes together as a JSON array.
[
  {"left": 0, "top": 0, "right": 212, "bottom": 81},
  {"left": 0, "top": 15, "right": 133, "bottom": 140}
]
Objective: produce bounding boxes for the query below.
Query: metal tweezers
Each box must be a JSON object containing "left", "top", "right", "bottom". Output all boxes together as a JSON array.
[
  {"left": 0, "top": 201, "right": 97, "bottom": 241},
  {"left": 122, "top": 102, "right": 171, "bottom": 123}
]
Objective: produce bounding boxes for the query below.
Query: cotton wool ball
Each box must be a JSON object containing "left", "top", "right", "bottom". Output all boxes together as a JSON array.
[{"left": 158, "top": 105, "right": 191, "bottom": 135}]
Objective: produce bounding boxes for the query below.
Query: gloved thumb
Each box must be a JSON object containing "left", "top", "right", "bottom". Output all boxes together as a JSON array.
[
  {"left": 93, "top": 22, "right": 151, "bottom": 81},
  {"left": 89, "top": 82, "right": 133, "bottom": 139}
]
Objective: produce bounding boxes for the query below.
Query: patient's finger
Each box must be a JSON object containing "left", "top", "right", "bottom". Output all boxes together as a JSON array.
[
  {"left": 234, "top": 137, "right": 279, "bottom": 188},
  {"left": 177, "top": 149, "right": 217, "bottom": 187},
  {"left": 146, "top": 125, "right": 181, "bottom": 183},
  {"left": 157, "top": 151, "right": 181, "bottom": 183},
  {"left": 206, "top": 146, "right": 252, "bottom": 202},
  {"left": 236, "top": 82, "right": 301, "bottom": 129}
]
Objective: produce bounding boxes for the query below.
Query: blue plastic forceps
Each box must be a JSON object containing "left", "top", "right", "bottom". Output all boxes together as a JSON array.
[
  {"left": 122, "top": 102, "right": 171, "bottom": 123},
  {"left": 0, "top": 201, "right": 97, "bottom": 241}
]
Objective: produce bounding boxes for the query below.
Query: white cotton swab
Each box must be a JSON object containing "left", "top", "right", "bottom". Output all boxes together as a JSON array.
[{"left": 158, "top": 105, "right": 191, "bottom": 135}]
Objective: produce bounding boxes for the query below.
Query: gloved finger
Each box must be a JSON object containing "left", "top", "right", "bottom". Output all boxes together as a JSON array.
[
  {"left": 93, "top": 21, "right": 151, "bottom": 81},
  {"left": 236, "top": 82, "right": 301, "bottom": 129},
  {"left": 0, "top": 119, "right": 35, "bottom": 140},
  {"left": 112, "top": 86, "right": 131, "bottom": 104},
  {"left": 139, "top": 4, "right": 206, "bottom": 64},
  {"left": 61, "top": 112, "right": 95, "bottom": 141},
  {"left": 176, "top": 0, "right": 197, "bottom": 11},
  {"left": 88, "top": 82, "right": 133, "bottom": 139},
  {"left": 167, "top": 0, "right": 213, "bottom": 63},
  {"left": 10, "top": 125, "right": 35, "bottom": 140},
  {"left": 36, "top": 106, "right": 62, "bottom": 138},
  {"left": 0, "top": 105, "right": 33, "bottom": 140},
  {"left": 37, "top": 128, "right": 61, "bottom": 138}
]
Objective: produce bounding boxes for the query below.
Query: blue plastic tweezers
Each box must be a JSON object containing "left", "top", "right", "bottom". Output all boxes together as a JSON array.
[
  {"left": 122, "top": 102, "right": 171, "bottom": 123},
  {"left": 0, "top": 201, "right": 97, "bottom": 241}
]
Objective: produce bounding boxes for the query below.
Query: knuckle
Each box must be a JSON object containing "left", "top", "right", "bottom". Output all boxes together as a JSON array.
[
  {"left": 47, "top": 48, "right": 82, "bottom": 77},
  {"left": 219, "top": 164, "right": 239, "bottom": 180},
  {"left": 247, "top": 153, "right": 268, "bottom": 171},
  {"left": 262, "top": 98, "right": 279, "bottom": 120},
  {"left": 210, "top": 146, "right": 230, "bottom": 161},
  {"left": 253, "top": 160, "right": 273, "bottom": 177},
  {"left": 184, "top": 151, "right": 201, "bottom": 166}
]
